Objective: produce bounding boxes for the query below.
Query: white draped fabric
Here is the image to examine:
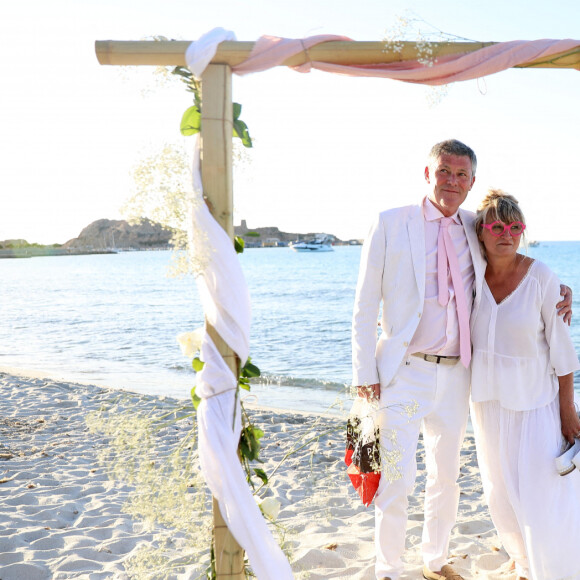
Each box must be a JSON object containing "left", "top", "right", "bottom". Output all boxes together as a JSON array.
[
  {"left": 189, "top": 136, "right": 251, "bottom": 365},
  {"left": 190, "top": 134, "right": 293, "bottom": 577},
  {"left": 195, "top": 333, "right": 293, "bottom": 578},
  {"left": 185, "top": 27, "right": 236, "bottom": 79},
  {"left": 187, "top": 32, "right": 293, "bottom": 571}
]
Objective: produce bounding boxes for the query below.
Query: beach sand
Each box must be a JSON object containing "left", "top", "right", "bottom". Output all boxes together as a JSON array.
[{"left": 0, "top": 370, "right": 517, "bottom": 579}]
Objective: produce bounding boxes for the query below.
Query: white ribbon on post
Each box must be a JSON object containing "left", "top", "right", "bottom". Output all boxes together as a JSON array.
[
  {"left": 185, "top": 27, "right": 236, "bottom": 78},
  {"left": 187, "top": 27, "right": 294, "bottom": 579}
]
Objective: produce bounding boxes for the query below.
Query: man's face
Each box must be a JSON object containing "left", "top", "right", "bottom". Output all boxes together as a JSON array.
[{"left": 424, "top": 153, "right": 476, "bottom": 216}]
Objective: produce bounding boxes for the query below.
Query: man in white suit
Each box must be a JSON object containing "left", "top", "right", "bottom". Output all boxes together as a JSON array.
[{"left": 352, "top": 139, "right": 570, "bottom": 580}]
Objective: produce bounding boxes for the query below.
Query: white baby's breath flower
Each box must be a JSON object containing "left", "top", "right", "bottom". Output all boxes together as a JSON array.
[
  {"left": 401, "top": 400, "right": 420, "bottom": 418},
  {"left": 177, "top": 327, "right": 205, "bottom": 358},
  {"left": 256, "top": 496, "right": 281, "bottom": 521}
]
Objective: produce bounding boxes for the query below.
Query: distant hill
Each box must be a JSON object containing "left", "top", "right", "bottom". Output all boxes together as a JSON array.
[
  {"left": 0, "top": 219, "right": 175, "bottom": 258},
  {"left": 0, "top": 218, "right": 357, "bottom": 259},
  {"left": 62, "top": 219, "right": 174, "bottom": 250}
]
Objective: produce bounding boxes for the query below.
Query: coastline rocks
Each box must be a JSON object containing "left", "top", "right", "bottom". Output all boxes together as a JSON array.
[{"left": 62, "top": 218, "right": 174, "bottom": 251}]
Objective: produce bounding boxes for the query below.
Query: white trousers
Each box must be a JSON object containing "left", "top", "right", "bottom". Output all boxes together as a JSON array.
[{"left": 374, "top": 355, "right": 470, "bottom": 580}]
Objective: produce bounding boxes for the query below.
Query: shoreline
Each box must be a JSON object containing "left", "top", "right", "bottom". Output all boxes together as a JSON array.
[
  {"left": 0, "top": 248, "right": 120, "bottom": 259},
  {"left": 0, "top": 371, "right": 516, "bottom": 579},
  {"left": 0, "top": 364, "right": 351, "bottom": 417}
]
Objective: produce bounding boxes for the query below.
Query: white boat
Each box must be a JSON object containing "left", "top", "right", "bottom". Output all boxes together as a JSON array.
[
  {"left": 528, "top": 240, "right": 540, "bottom": 247},
  {"left": 289, "top": 234, "right": 334, "bottom": 252}
]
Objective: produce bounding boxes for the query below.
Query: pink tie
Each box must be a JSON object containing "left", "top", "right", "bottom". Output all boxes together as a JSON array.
[{"left": 437, "top": 217, "right": 471, "bottom": 367}]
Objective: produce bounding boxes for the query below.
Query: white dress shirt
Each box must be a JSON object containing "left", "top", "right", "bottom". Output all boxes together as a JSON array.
[{"left": 408, "top": 198, "right": 475, "bottom": 357}]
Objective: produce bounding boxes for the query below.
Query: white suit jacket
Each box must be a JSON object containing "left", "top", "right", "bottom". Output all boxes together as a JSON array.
[{"left": 352, "top": 203, "right": 486, "bottom": 388}]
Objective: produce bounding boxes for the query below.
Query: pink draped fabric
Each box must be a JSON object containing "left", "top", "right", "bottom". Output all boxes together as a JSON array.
[
  {"left": 232, "top": 34, "right": 352, "bottom": 74},
  {"left": 232, "top": 36, "right": 579, "bottom": 85}
]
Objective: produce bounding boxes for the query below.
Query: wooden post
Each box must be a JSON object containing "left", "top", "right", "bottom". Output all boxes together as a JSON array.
[{"left": 200, "top": 64, "right": 245, "bottom": 580}]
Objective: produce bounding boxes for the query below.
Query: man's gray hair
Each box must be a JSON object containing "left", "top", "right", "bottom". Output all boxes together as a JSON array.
[{"left": 428, "top": 139, "right": 477, "bottom": 176}]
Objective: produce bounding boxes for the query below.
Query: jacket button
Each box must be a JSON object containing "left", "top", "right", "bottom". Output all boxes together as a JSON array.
[
  {"left": 418, "top": 312, "right": 422, "bottom": 318},
  {"left": 403, "top": 341, "right": 409, "bottom": 347}
]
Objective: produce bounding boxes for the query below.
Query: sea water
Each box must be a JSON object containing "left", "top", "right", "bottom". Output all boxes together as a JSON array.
[{"left": 1, "top": 243, "right": 579, "bottom": 414}]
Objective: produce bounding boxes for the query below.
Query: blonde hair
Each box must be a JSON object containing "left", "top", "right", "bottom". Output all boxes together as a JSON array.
[{"left": 475, "top": 189, "right": 527, "bottom": 253}]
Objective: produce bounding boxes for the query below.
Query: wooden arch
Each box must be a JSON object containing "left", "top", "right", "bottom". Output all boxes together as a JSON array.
[{"left": 95, "top": 39, "right": 579, "bottom": 579}]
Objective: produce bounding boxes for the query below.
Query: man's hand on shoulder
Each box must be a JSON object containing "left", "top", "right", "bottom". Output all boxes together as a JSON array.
[
  {"left": 357, "top": 383, "right": 380, "bottom": 401},
  {"left": 558, "top": 284, "right": 573, "bottom": 326}
]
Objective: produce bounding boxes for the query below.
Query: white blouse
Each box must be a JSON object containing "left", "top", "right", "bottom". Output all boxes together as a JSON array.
[{"left": 471, "top": 259, "right": 580, "bottom": 411}]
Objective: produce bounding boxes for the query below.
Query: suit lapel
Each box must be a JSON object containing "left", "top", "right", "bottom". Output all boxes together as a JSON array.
[
  {"left": 460, "top": 209, "right": 485, "bottom": 302},
  {"left": 407, "top": 207, "right": 426, "bottom": 300}
]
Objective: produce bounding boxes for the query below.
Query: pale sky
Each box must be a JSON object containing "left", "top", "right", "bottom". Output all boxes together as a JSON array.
[{"left": 1, "top": 0, "right": 579, "bottom": 244}]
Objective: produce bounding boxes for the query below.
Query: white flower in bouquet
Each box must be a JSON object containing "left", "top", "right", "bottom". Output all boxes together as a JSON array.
[
  {"left": 177, "top": 327, "right": 205, "bottom": 358},
  {"left": 256, "top": 496, "right": 281, "bottom": 521}
]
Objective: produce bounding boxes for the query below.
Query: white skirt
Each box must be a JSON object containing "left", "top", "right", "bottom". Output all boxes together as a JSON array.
[{"left": 471, "top": 396, "right": 580, "bottom": 580}]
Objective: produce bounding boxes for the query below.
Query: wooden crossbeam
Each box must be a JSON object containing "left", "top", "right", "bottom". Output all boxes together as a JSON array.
[{"left": 95, "top": 39, "right": 580, "bottom": 69}]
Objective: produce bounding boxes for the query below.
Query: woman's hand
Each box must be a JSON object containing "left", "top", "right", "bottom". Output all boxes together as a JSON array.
[
  {"left": 560, "top": 401, "right": 580, "bottom": 444},
  {"left": 557, "top": 284, "right": 573, "bottom": 326},
  {"left": 357, "top": 383, "right": 380, "bottom": 401}
]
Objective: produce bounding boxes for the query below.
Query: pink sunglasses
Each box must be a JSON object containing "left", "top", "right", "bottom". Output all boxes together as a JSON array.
[{"left": 481, "top": 220, "right": 526, "bottom": 237}]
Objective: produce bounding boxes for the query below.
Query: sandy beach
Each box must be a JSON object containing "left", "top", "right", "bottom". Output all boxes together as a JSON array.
[{"left": 0, "top": 369, "right": 518, "bottom": 579}]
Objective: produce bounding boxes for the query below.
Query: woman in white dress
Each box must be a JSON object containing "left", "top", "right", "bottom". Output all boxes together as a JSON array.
[{"left": 470, "top": 189, "right": 580, "bottom": 580}]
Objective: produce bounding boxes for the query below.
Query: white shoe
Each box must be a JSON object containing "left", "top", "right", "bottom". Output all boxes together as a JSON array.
[{"left": 556, "top": 438, "right": 580, "bottom": 476}]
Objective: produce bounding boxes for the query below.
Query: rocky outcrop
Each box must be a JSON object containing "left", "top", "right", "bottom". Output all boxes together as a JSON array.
[{"left": 62, "top": 219, "right": 174, "bottom": 250}]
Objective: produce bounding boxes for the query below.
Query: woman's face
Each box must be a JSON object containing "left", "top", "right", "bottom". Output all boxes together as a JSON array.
[{"left": 480, "top": 214, "right": 523, "bottom": 261}]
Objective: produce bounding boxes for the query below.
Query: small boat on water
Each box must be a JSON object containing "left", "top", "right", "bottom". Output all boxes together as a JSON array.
[
  {"left": 528, "top": 240, "right": 540, "bottom": 247},
  {"left": 289, "top": 234, "right": 334, "bottom": 252}
]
